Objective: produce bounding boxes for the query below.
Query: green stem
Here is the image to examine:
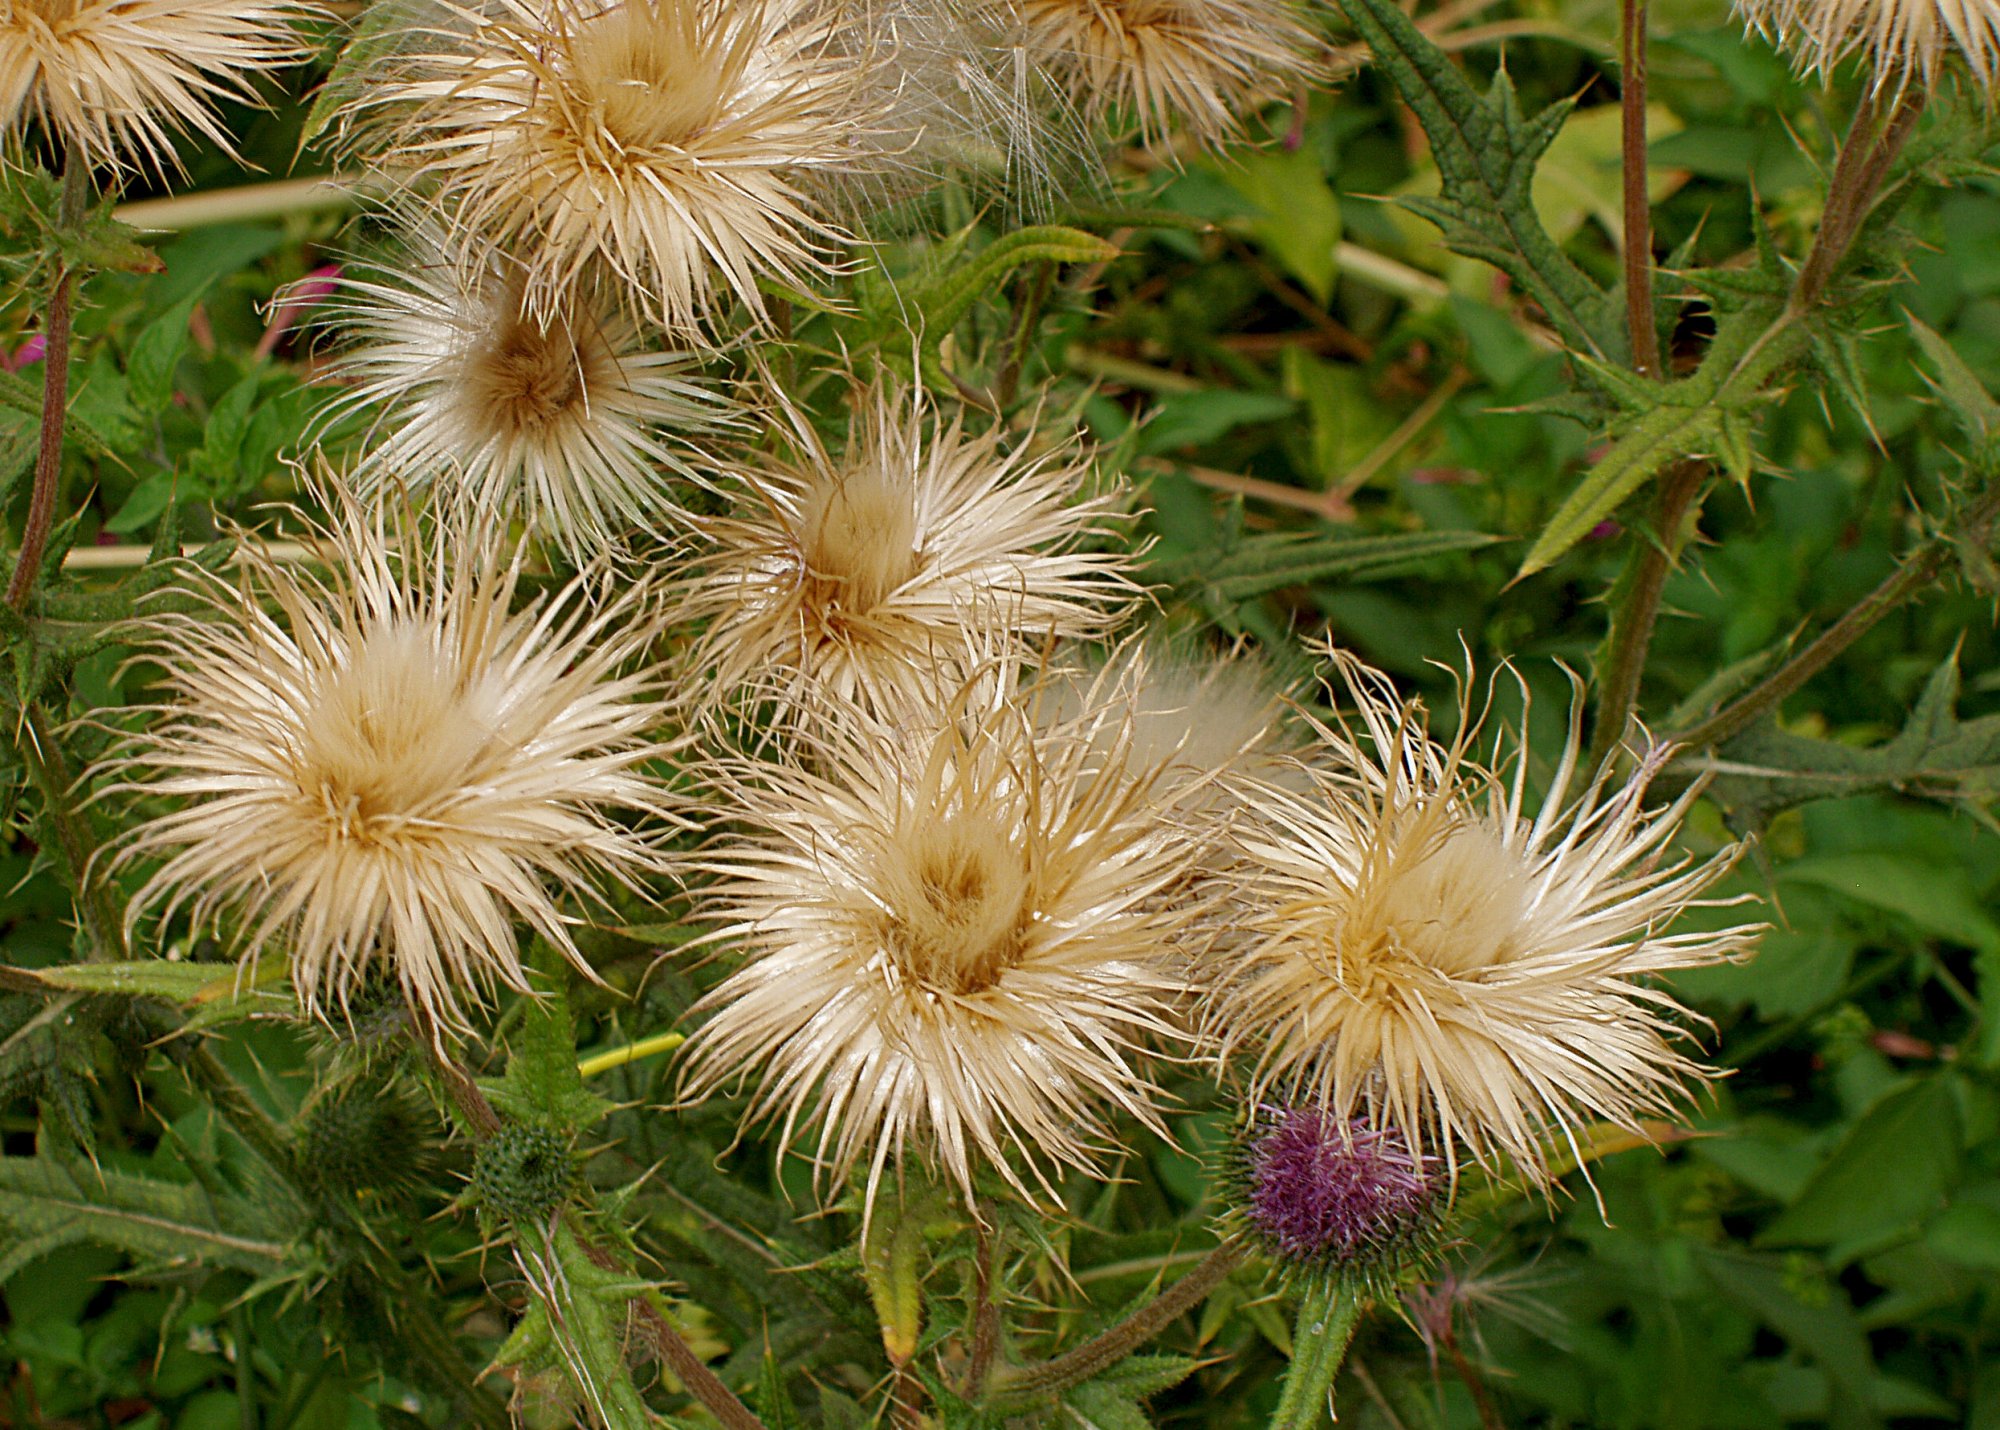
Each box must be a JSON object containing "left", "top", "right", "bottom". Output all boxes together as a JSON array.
[
  {"left": 1587, "top": 459, "right": 1706, "bottom": 768},
  {"left": 1671, "top": 481, "right": 2000, "bottom": 751},
  {"left": 7, "top": 150, "right": 90, "bottom": 614},
  {"left": 1792, "top": 89, "right": 1925, "bottom": 314},
  {"left": 993, "top": 1240, "right": 1246, "bottom": 1400},
  {"left": 1270, "top": 1278, "right": 1367, "bottom": 1429},
  {"left": 19, "top": 703, "right": 126, "bottom": 960},
  {"left": 575, "top": 1029, "right": 683, "bottom": 1080}
]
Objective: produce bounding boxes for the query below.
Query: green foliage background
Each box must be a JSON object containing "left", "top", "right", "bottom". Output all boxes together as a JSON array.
[{"left": 5, "top": 0, "right": 2000, "bottom": 1424}]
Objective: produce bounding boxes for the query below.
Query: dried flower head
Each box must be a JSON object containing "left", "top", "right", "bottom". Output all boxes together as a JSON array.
[
  {"left": 1737, "top": 0, "right": 1998, "bottom": 94},
  {"left": 316, "top": 227, "right": 730, "bottom": 561},
  {"left": 677, "top": 658, "right": 1201, "bottom": 1213},
  {"left": 1231, "top": 1104, "right": 1440, "bottom": 1288},
  {"left": 1000, "top": 0, "right": 1322, "bottom": 148},
  {"left": 677, "top": 386, "right": 1137, "bottom": 721},
  {"left": 343, "top": 0, "right": 895, "bottom": 331},
  {"left": 105, "top": 494, "right": 683, "bottom": 1040},
  {"left": 1209, "top": 647, "right": 1761, "bottom": 1187},
  {"left": 0, "top": 0, "right": 316, "bottom": 172}
]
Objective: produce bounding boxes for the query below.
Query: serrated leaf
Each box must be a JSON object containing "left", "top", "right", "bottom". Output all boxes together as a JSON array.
[
  {"left": 1150, "top": 527, "right": 1497, "bottom": 602},
  {"left": 481, "top": 964, "right": 613, "bottom": 1132},
  {"left": 0, "top": 1155, "right": 300, "bottom": 1281},
  {"left": 1695, "top": 655, "right": 2000, "bottom": 825},
  {"left": 1907, "top": 311, "right": 2000, "bottom": 450},
  {"left": 1335, "top": 0, "right": 1620, "bottom": 362}
]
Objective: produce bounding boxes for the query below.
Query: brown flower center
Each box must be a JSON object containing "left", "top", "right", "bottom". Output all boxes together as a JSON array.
[
  {"left": 798, "top": 464, "right": 921, "bottom": 617},
  {"left": 569, "top": 0, "right": 730, "bottom": 153},
  {"left": 884, "top": 810, "right": 1033, "bottom": 996}
]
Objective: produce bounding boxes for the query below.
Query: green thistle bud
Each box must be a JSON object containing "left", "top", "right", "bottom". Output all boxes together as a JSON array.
[
  {"left": 297, "top": 1076, "right": 441, "bottom": 1202},
  {"left": 472, "top": 1123, "right": 577, "bottom": 1225}
]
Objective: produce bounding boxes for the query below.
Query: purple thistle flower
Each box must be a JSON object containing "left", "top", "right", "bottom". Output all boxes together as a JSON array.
[{"left": 1243, "top": 1106, "right": 1435, "bottom": 1270}]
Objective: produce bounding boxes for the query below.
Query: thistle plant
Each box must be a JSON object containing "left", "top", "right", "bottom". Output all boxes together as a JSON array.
[{"left": 4, "top": 0, "right": 1999, "bottom": 1422}]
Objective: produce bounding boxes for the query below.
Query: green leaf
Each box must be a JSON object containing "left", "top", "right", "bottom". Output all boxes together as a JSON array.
[
  {"left": 1138, "top": 390, "right": 1296, "bottom": 455},
  {"left": 1761, "top": 1076, "right": 1962, "bottom": 1250},
  {"left": 1225, "top": 148, "right": 1342, "bottom": 304},
  {"left": 1697, "top": 1249, "right": 1883, "bottom": 1430},
  {"left": 481, "top": 962, "right": 613, "bottom": 1132},
  {"left": 126, "top": 294, "right": 201, "bottom": 415},
  {"left": 199, "top": 373, "right": 264, "bottom": 485},
  {"left": 0, "top": 1155, "right": 300, "bottom": 1282},
  {"left": 1908, "top": 311, "right": 2000, "bottom": 453},
  {"left": 1147, "top": 527, "right": 1498, "bottom": 603},
  {"left": 1924, "top": 1200, "right": 2000, "bottom": 1271},
  {"left": 1334, "top": 0, "right": 1620, "bottom": 362}
]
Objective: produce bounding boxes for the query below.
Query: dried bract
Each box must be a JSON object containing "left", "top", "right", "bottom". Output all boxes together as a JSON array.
[
  {"left": 343, "top": 0, "right": 896, "bottom": 331},
  {"left": 677, "top": 387, "right": 1137, "bottom": 722},
  {"left": 1000, "top": 0, "right": 1322, "bottom": 148},
  {"left": 1738, "top": 0, "right": 1999, "bottom": 94},
  {"left": 1210, "top": 648, "right": 1761, "bottom": 1187},
  {"left": 678, "top": 660, "right": 1200, "bottom": 1213},
  {"left": 317, "top": 228, "right": 729, "bottom": 560},
  {"left": 0, "top": 0, "right": 317, "bottom": 172},
  {"left": 105, "top": 496, "right": 683, "bottom": 1040}
]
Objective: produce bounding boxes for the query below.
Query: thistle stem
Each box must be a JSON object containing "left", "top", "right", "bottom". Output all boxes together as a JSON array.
[
  {"left": 7, "top": 150, "right": 91, "bottom": 614},
  {"left": 1587, "top": 459, "right": 1705, "bottom": 768},
  {"left": 1672, "top": 481, "right": 2000, "bottom": 751},
  {"left": 1793, "top": 89, "right": 1926, "bottom": 314},
  {"left": 18, "top": 703, "right": 126, "bottom": 960},
  {"left": 964, "top": 1222, "right": 1002, "bottom": 1399},
  {"left": 993, "top": 1240, "right": 1246, "bottom": 1400},
  {"left": 575, "top": 1028, "right": 684, "bottom": 1080},
  {"left": 1270, "top": 1278, "right": 1367, "bottom": 1429},
  {"left": 1618, "top": 0, "right": 1659, "bottom": 377}
]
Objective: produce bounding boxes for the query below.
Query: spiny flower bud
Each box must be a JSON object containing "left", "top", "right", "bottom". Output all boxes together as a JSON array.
[
  {"left": 472, "top": 1123, "right": 577, "bottom": 1225},
  {"left": 1231, "top": 1105, "right": 1441, "bottom": 1291}
]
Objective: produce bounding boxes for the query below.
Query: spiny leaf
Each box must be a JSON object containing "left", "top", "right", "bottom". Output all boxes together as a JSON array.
[
  {"left": 1148, "top": 527, "right": 1498, "bottom": 602},
  {"left": 1517, "top": 303, "right": 1802, "bottom": 577},
  {"left": 1335, "top": 0, "right": 1619, "bottom": 362},
  {"left": 1690, "top": 655, "right": 2000, "bottom": 827},
  {"left": 0, "top": 1154, "right": 302, "bottom": 1280},
  {"left": 1908, "top": 312, "right": 2000, "bottom": 455}
]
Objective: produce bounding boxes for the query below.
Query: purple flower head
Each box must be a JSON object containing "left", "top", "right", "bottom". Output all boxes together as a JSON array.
[{"left": 1242, "top": 1105, "right": 1436, "bottom": 1273}]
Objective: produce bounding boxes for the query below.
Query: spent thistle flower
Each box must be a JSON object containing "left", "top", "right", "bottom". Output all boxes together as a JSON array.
[
  {"left": 677, "top": 655, "right": 1202, "bottom": 1213},
  {"left": 1738, "top": 0, "right": 2000, "bottom": 94},
  {"left": 1000, "top": 0, "right": 1322, "bottom": 149},
  {"left": 316, "top": 226, "right": 730, "bottom": 561},
  {"left": 676, "top": 385, "right": 1137, "bottom": 722},
  {"left": 342, "top": 0, "right": 898, "bottom": 332},
  {"left": 104, "top": 492, "right": 683, "bottom": 1041},
  {"left": 1230, "top": 1104, "right": 1440, "bottom": 1289},
  {"left": 1209, "top": 647, "right": 1761, "bottom": 1187},
  {"left": 0, "top": 0, "right": 317, "bottom": 173}
]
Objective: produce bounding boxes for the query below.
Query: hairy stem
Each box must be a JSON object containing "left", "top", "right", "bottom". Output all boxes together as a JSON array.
[
  {"left": 1587, "top": 459, "right": 1705, "bottom": 768},
  {"left": 19, "top": 703, "right": 126, "bottom": 960},
  {"left": 1793, "top": 89, "right": 1926, "bottom": 313},
  {"left": 964, "top": 1223, "right": 1002, "bottom": 1399},
  {"left": 626, "top": 1286, "right": 770, "bottom": 1430},
  {"left": 1271, "top": 1278, "right": 1367, "bottom": 1428},
  {"left": 1672, "top": 483, "right": 2000, "bottom": 751},
  {"left": 1619, "top": 0, "right": 1659, "bottom": 377},
  {"left": 997, "top": 261, "right": 1056, "bottom": 408},
  {"left": 993, "top": 1240, "right": 1246, "bottom": 1400},
  {"left": 7, "top": 151, "right": 91, "bottom": 614}
]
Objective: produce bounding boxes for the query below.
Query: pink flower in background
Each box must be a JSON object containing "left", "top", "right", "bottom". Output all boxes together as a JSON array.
[
  {"left": 256, "top": 263, "right": 343, "bottom": 359},
  {"left": 3, "top": 335, "right": 46, "bottom": 372}
]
